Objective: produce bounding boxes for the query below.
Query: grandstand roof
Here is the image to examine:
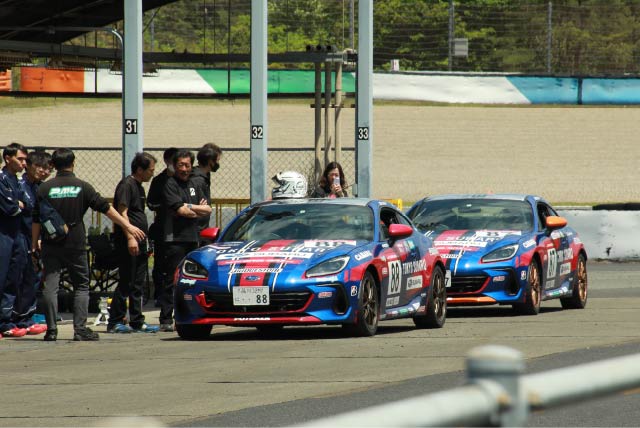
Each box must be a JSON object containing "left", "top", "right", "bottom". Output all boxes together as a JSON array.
[{"left": 0, "top": 0, "right": 178, "bottom": 43}]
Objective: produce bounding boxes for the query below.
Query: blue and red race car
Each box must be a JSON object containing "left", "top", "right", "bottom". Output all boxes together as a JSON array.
[
  {"left": 173, "top": 198, "right": 447, "bottom": 339},
  {"left": 406, "top": 194, "right": 588, "bottom": 315}
]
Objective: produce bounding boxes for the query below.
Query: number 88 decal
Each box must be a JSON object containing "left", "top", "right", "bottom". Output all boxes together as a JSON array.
[
  {"left": 387, "top": 260, "right": 402, "bottom": 295},
  {"left": 547, "top": 248, "right": 557, "bottom": 278}
]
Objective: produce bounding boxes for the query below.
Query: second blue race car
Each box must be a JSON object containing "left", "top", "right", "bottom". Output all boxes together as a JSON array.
[
  {"left": 173, "top": 198, "right": 448, "bottom": 339},
  {"left": 406, "top": 194, "right": 588, "bottom": 315}
]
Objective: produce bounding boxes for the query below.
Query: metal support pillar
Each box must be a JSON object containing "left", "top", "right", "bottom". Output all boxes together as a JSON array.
[
  {"left": 335, "top": 61, "right": 343, "bottom": 165},
  {"left": 123, "top": 0, "right": 144, "bottom": 178},
  {"left": 314, "top": 63, "right": 322, "bottom": 184},
  {"left": 250, "top": 0, "right": 268, "bottom": 203},
  {"left": 356, "top": 0, "right": 373, "bottom": 198},
  {"left": 324, "top": 61, "right": 333, "bottom": 168}
]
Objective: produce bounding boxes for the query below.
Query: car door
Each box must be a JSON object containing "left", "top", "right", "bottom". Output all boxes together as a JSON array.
[
  {"left": 379, "top": 207, "right": 423, "bottom": 309},
  {"left": 537, "top": 202, "right": 571, "bottom": 291}
]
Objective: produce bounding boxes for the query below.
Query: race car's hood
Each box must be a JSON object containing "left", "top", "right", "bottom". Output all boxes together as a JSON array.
[
  {"left": 184, "top": 239, "right": 364, "bottom": 287},
  {"left": 428, "top": 229, "right": 522, "bottom": 254}
]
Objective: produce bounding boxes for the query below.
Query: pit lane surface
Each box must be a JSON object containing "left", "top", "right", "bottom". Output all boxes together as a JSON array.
[{"left": 1, "top": 261, "right": 638, "bottom": 427}]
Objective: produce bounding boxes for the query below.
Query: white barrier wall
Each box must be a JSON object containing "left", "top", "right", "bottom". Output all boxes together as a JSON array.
[{"left": 558, "top": 209, "right": 640, "bottom": 260}]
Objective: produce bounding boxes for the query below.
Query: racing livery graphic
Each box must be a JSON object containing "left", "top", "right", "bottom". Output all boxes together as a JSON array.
[
  {"left": 407, "top": 194, "right": 588, "bottom": 315},
  {"left": 173, "top": 199, "right": 447, "bottom": 339}
]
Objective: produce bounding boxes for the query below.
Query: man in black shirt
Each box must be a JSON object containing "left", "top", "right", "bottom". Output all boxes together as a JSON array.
[
  {"left": 107, "top": 152, "right": 158, "bottom": 334},
  {"left": 158, "top": 149, "right": 211, "bottom": 331},
  {"left": 147, "top": 147, "right": 177, "bottom": 307},
  {"left": 191, "top": 143, "right": 222, "bottom": 235},
  {"left": 32, "top": 148, "right": 145, "bottom": 342}
]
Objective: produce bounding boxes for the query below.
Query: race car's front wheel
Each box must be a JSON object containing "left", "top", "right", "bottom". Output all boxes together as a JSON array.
[
  {"left": 513, "top": 259, "right": 541, "bottom": 315},
  {"left": 344, "top": 270, "right": 379, "bottom": 337},
  {"left": 413, "top": 266, "right": 446, "bottom": 328},
  {"left": 176, "top": 324, "right": 212, "bottom": 340},
  {"left": 561, "top": 253, "right": 588, "bottom": 309}
]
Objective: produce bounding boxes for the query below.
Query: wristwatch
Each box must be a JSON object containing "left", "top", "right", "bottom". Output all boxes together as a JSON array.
[{"left": 187, "top": 203, "right": 193, "bottom": 209}]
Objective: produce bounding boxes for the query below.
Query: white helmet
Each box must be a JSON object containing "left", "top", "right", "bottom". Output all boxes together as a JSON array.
[{"left": 271, "top": 171, "right": 308, "bottom": 199}]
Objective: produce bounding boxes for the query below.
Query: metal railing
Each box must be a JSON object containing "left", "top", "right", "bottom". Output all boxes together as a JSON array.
[{"left": 304, "top": 345, "right": 640, "bottom": 427}]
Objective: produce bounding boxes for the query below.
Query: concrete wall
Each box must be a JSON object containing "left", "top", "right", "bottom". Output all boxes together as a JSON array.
[{"left": 558, "top": 209, "right": 640, "bottom": 260}]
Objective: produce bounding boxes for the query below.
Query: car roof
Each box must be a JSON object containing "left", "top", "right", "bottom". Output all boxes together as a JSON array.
[
  {"left": 421, "top": 193, "right": 550, "bottom": 203},
  {"left": 252, "top": 198, "right": 391, "bottom": 208}
]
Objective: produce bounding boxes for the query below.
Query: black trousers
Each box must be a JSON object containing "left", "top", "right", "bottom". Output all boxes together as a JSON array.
[
  {"left": 109, "top": 248, "right": 148, "bottom": 329},
  {"left": 159, "top": 242, "right": 197, "bottom": 325}
]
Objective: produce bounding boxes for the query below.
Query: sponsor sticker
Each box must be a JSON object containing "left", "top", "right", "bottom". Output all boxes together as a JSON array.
[
  {"left": 386, "top": 296, "right": 399, "bottom": 307},
  {"left": 493, "top": 275, "right": 506, "bottom": 282},
  {"left": 179, "top": 278, "right": 196, "bottom": 285},
  {"left": 229, "top": 267, "right": 283, "bottom": 274},
  {"left": 522, "top": 239, "right": 536, "bottom": 249},
  {"left": 559, "top": 262, "right": 571, "bottom": 276},
  {"left": 233, "top": 317, "right": 271, "bottom": 321},
  {"left": 318, "top": 291, "right": 333, "bottom": 299},
  {"left": 350, "top": 285, "right": 358, "bottom": 297},
  {"left": 406, "top": 275, "right": 423, "bottom": 290},
  {"left": 217, "top": 252, "right": 313, "bottom": 261},
  {"left": 183, "top": 294, "right": 193, "bottom": 301},
  {"left": 402, "top": 259, "right": 426, "bottom": 275},
  {"left": 303, "top": 240, "right": 356, "bottom": 248},
  {"left": 521, "top": 270, "right": 527, "bottom": 280},
  {"left": 354, "top": 250, "right": 373, "bottom": 261}
]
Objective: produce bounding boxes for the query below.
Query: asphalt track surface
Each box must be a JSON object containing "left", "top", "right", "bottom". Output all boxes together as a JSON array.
[{"left": 1, "top": 261, "right": 639, "bottom": 427}]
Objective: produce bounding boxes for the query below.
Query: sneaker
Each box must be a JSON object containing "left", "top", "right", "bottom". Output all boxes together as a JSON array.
[
  {"left": 106, "top": 323, "right": 133, "bottom": 334},
  {"left": 159, "top": 323, "right": 174, "bottom": 332},
  {"left": 2, "top": 327, "right": 27, "bottom": 337},
  {"left": 44, "top": 329, "right": 57, "bottom": 342},
  {"left": 132, "top": 324, "right": 160, "bottom": 333},
  {"left": 26, "top": 324, "right": 48, "bottom": 335},
  {"left": 73, "top": 327, "right": 100, "bottom": 341}
]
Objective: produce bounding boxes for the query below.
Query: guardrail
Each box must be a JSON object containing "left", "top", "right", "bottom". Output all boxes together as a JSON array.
[{"left": 304, "top": 345, "right": 640, "bottom": 427}]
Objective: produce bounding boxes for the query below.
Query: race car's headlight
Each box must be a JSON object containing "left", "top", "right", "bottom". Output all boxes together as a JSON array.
[
  {"left": 306, "top": 256, "right": 350, "bottom": 278},
  {"left": 481, "top": 244, "right": 519, "bottom": 263},
  {"left": 182, "top": 259, "right": 208, "bottom": 279}
]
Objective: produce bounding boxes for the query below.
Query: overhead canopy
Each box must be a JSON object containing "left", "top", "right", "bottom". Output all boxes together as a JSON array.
[{"left": 0, "top": 0, "right": 178, "bottom": 43}]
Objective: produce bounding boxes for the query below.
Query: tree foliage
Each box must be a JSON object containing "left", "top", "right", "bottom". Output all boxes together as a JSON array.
[{"left": 72, "top": 0, "right": 640, "bottom": 75}]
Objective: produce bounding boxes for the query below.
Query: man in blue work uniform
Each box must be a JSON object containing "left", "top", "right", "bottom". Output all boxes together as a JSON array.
[
  {"left": 15, "top": 150, "right": 52, "bottom": 335},
  {"left": 0, "top": 143, "right": 29, "bottom": 338}
]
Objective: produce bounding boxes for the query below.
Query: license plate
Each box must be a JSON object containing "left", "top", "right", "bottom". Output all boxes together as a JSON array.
[{"left": 233, "top": 286, "right": 270, "bottom": 306}]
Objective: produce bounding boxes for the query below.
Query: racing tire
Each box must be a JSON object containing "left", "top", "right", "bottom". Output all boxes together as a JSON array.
[
  {"left": 413, "top": 266, "right": 447, "bottom": 329},
  {"left": 344, "top": 270, "right": 379, "bottom": 337},
  {"left": 176, "top": 324, "right": 212, "bottom": 340},
  {"left": 513, "top": 259, "right": 542, "bottom": 315},
  {"left": 560, "top": 254, "right": 588, "bottom": 309}
]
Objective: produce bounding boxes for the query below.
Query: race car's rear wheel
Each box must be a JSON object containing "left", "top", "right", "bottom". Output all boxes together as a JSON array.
[
  {"left": 561, "top": 253, "right": 588, "bottom": 309},
  {"left": 413, "top": 266, "right": 446, "bottom": 328},
  {"left": 176, "top": 324, "right": 212, "bottom": 340},
  {"left": 344, "top": 270, "right": 379, "bottom": 337},
  {"left": 513, "top": 259, "right": 541, "bottom": 315}
]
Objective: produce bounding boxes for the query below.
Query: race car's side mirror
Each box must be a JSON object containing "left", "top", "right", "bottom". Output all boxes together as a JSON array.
[
  {"left": 545, "top": 216, "right": 567, "bottom": 230},
  {"left": 388, "top": 223, "right": 413, "bottom": 240},
  {"left": 200, "top": 227, "right": 220, "bottom": 241}
]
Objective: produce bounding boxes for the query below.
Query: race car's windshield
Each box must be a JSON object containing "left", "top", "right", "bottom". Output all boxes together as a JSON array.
[
  {"left": 408, "top": 198, "right": 534, "bottom": 232},
  {"left": 221, "top": 203, "right": 374, "bottom": 241}
]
